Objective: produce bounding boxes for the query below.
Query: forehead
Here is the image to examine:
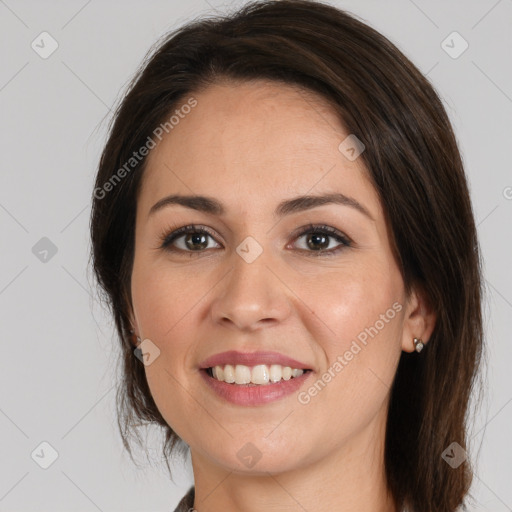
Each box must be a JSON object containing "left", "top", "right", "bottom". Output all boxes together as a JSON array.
[{"left": 138, "top": 79, "right": 380, "bottom": 220}]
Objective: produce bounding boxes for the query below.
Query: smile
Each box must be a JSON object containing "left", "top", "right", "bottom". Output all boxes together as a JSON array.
[
  {"left": 207, "top": 363, "right": 309, "bottom": 385},
  {"left": 200, "top": 366, "right": 313, "bottom": 406}
]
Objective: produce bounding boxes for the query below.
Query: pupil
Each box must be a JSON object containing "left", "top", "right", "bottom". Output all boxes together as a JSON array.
[
  {"left": 187, "top": 233, "right": 208, "bottom": 250},
  {"left": 308, "top": 233, "right": 328, "bottom": 250}
]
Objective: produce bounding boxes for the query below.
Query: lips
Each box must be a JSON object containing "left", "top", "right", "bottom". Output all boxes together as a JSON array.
[
  {"left": 199, "top": 350, "right": 312, "bottom": 370},
  {"left": 200, "top": 365, "right": 312, "bottom": 406}
]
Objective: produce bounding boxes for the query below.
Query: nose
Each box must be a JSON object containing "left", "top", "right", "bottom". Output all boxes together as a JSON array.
[{"left": 210, "top": 248, "right": 293, "bottom": 332}]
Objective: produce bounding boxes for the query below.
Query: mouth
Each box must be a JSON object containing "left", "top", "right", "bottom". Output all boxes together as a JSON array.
[
  {"left": 203, "top": 364, "right": 313, "bottom": 386},
  {"left": 199, "top": 363, "right": 313, "bottom": 406}
]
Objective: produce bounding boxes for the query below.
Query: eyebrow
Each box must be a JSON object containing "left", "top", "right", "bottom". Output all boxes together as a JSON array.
[{"left": 148, "top": 192, "right": 374, "bottom": 221}]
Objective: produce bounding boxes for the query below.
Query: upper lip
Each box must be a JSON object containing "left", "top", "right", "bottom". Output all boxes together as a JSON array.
[{"left": 199, "top": 350, "right": 311, "bottom": 370}]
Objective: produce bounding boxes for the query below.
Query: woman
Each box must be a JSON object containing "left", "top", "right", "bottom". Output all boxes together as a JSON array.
[{"left": 90, "top": 1, "right": 484, "bottom": 511}]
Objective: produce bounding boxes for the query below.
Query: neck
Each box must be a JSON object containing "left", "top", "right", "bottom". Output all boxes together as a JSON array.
[{"left": 189, "top": 406, "right": 398, "bottom": 512}]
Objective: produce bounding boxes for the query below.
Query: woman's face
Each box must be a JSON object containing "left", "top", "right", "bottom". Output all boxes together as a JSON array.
[{"left": 130, "top": 80, "right": 422, "bottom": 475}]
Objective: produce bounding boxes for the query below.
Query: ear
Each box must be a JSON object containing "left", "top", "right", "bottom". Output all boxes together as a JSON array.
[{"left": 401, "top": 283, "right": 437, "bottom": 353}]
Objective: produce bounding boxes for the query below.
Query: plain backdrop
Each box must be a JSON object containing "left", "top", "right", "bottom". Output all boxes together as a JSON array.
[{"left": 1, "top": 0, "right": 511, "bottom": 510}]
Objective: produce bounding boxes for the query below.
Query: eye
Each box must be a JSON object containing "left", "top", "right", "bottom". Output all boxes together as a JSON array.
[
  {"left": 159, "top": 224, "right": 221, "bottom": 254},
  {"left": 290, "top": 224, "right": 351, "bottom": 256},
  {"left": 157, "top": 223, "right": 351, "bottom": 257}
]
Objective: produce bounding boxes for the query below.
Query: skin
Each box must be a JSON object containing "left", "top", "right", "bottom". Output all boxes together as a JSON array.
[{"left": 129, "top": 79, "right": 436, "bottom": 512}]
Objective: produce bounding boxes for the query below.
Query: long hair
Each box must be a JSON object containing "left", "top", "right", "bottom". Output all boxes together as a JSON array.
[{"left": 89, "top": 2, "right": 485, "bottom": 510}]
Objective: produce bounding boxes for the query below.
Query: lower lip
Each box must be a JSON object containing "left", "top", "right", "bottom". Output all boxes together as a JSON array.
[{"left": 200, "top": 369, "right": 312, "bottom": 406}]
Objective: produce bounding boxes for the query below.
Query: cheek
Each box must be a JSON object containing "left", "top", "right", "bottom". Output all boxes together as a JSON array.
[
  {"left": 292, "top": 273, "right": 403, "bottom": 447},
  {"left": 131, "top": 265, "right": 207, "bottom": 441},
  {"left": 297, "top": 265, "right": 404, "bottom": 403},
  {"left": 296, "top": 262, "right": 403, "bottom": 345},
  {"left": 131, "top": 260, "right": 201, "bottom": 341}
]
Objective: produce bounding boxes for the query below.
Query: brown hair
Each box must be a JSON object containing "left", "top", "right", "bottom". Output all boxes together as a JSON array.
[{"left": 89, "top": 1, "right": 485, "bottom": 510}]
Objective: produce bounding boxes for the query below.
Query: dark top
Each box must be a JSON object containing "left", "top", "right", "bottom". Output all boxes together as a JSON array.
[{"left": 172, "top": 485, "right": 195, "bottom": 512}]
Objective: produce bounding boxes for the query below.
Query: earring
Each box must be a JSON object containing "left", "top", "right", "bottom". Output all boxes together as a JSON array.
[
  {"left": 129, "top": 329, "right": 141, "bottom": 344},
  {"left": 413, "top": 337, "right": 424, "bottom": 353}
]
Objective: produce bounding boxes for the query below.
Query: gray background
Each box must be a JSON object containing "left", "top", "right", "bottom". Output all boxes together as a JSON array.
[{"left": 0, "top": 0, "right": 511, "bottom": 510}]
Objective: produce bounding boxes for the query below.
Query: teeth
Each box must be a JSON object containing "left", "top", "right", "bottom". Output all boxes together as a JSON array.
[
  {"left": 251, "top": 364, "right": 270, "bottom": 385},
  {"left": 223, "top": 364, "right": 235, "bottom": 383},
  {"left": 210, "top": 364, "right": 305, "bottom": 385},
  {"left": 269, "top": 364, "right": 282, "bottom": 382},
  {"left": 235, "top": 364, "right": 251, "bottom": 384}
]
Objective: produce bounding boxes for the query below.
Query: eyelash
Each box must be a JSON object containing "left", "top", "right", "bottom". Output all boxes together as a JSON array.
[{"left": 157, "top": 223, "right": 352, "bottom": 258}]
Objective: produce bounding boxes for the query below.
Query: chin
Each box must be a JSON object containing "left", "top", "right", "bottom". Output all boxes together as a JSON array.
[{"left": 202, "top": 441, "right": 310, "bottom": 475}]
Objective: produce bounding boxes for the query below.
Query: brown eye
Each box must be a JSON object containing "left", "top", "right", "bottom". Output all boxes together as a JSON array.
[
  {"left": 160, "top": 225, "right": 221, "bottom": 253},
  {"left": 304, "top": 232, "right": 330, "bottom": 251},
  {"left": 159, "top": 223, "right": 351, "bottom": 257},
  {"left": 291, "top": 224, "right": 351, "bottom": 256},
  {"left": 181, "top": 232, "right": 209, "bottom": 251}
]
